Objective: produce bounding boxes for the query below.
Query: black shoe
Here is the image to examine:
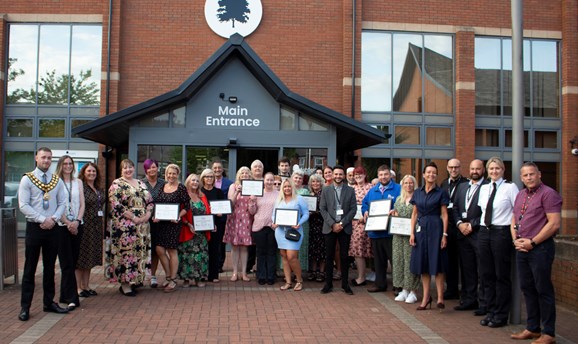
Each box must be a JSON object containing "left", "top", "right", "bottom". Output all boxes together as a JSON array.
[
  {"left": 266, "top": 279, "right": 275, "bottom": 285},
  {"left": 321, "top": 284, "right": 333, "bottom": 294},
  {"left": 67, "top": 303, "right": 78, "bottom": 311},
  {"left": 480, "top": 316, "right": 492, "bottom": 326},
  {"left": 343, "top": 286, "right": 354, "bottom": 295},
  {"left": 367, "top": 287, "right": 387, "bottom": 293},
  {"left": 119, "top": 286, "right": 136, "bottom": 297},
  {"left": 78, "top": 290, "right": 91, "bottom": 298},
  {"left": 87, "top": 289, "right": 98, "bottom": 296},
  {"left": 454, "top": 302, "right": 478, "bottom": 311},
  {"left": 443, "top": 291, "right": 459, "bottom": 300},
  {"left": 473, "top": 308, "right": 487, "bottom": 316},
  {"left": 350, "top": 279, "right": 367, "bottom": 287},
  {"left": 18, "top": 308, "right": 30, "bottom": 321},
  {"left": 488, "top": 319, "right": 507, "bottom": 328},
  {"left": 258, "top": 279, "right": 266, "bottom": 285},
  {"left": 43, "top": 302, "right": 69, "bottom": 314}
]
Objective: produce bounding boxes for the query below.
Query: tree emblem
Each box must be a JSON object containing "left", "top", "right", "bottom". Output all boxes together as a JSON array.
[{"left": 217, "top": 0, "right": 251, "bottom": 28}]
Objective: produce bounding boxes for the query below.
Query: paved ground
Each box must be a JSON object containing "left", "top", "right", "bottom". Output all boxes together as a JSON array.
[{"left": 1, "top": 239, "right": 577, "bottom": 344}]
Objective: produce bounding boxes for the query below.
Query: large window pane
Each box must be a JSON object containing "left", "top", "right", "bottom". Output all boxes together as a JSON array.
[
  {"left": 505, "top": 130, "right": 529, "bottom": 147},
  {"left": 4, "top": 151, "right": 35, "bottom": 230},
  {"left": 534, "top": 131, "right": 558, "bottom": 149},
  {"left": 392, "top": 158, "right": 423, "bottom": 182},
  {"left": 39, "top": 119, "right": 65, "bottom": 138},
  {"left": 361, "top": 157, "right": 392, "bottom": 181},
  {"left": 475, "top": 129, "right": 499, "bottom": 147},
  {"left": 424, "top": 35, "right": 453, "bottom": 114},
  {"left": 138, "top": 112, "right": 169, "bottom": 127},
  {"left": 362, "top": 32, "right": 392, "bottom": 112},
  {"left": 299, "top": 114, "right": 328, "bottom": 131},
  {"left": 370, "top": 125, "right": 390, "bottom": 144},
  {"left": 475, "top": 38, "right": 501, "bottom": 115},
  {"left": 38, "top": 25, "right": 71, "bottom": 105},
  {"left": 532, "top": 41, "right": 559, "bottom": 118},
  {"left": 70, "top": 25, "right": 102, "bottom": 105},
  {"left": 6, "top": 119, "right": 33, "bottom": 137},
  {"left": 71, "top": 119, "right": 94, "bottom": 138},
  {"left": 172, "top": 106, "right": 186, "bottom": 128},
  {"left": 137, "top": 145, "right": 183, "bottom": 180},
  {"left": 395, "top": 126, "right": 420, "bottom": 145},
  {"left": 280, "top": 107, "right": 296, "bottom": 130},
  {"left": 7, "top": 25, "right": 39, "bottom": 104},
  {"left": 184, "top": 147, "right": 228, "bottom": 178},
  {"left": 283, "top": 148, "right": 327, "bottom": 171},
  {"left": 393, "top": 34, "right": 423, "bottom": 112},
  {"left": 426, "top": 127, "right": 451, "bottom": 146}
]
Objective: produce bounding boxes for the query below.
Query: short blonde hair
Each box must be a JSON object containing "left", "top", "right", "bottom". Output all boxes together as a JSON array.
[
  {"left": 234, "top": 166, "right": 252, "bottom": 184},
  {"left": 486, "top": 156, "right": 505, "bottom": 172},
  {"left": 200, "top": 168, "right": 214, "bottom": 188},
  {"left": 165, "top": 163, "right": 181, "bottom": 178}
]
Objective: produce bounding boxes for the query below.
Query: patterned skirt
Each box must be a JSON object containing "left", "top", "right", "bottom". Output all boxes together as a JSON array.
[{"left": 177, "top": 234, "right": 209, "bottom": 281}]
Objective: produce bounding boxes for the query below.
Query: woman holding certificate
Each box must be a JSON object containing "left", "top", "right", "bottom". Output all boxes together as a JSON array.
[
  {"left": 272, "top": 179, "right": 309, "bottom": 291},
  {"left": 223, "top": 166, "right": 254, "bottom": 282},
  {"left": 178, "top": 173, "right": 211, "bottom": 287},
  {"left": 106, "top": 159, "right": 154, "bottom": 296},
  {"left": 349, "top": 166, "right": 373, "bottom": 287},
  {"left": 307, "top": 174, "right": 326, "bottom": 282},
  {"left": 390, "top": 175, "right": 420, "bottom": 304},
  {"left": 152, "top": 164, "right": 189, "bottom": 292},
  {"left": 200, "top": 168, "right": 226, "bottom": 283},
  {"left": 409, "top": 162, "right": 450, "bottom": 310}
]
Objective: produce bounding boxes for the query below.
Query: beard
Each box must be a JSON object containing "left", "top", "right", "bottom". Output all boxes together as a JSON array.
[{"left": 470, "top": 173, "right": 481, "bottom": 181}]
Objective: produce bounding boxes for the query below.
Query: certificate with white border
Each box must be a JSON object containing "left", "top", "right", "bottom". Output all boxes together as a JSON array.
[
  {"left": 192, "top": 215, "right": 215, "bottom": 231},
  {"left": 241, "top": 180, "right": 264, "bottom": 197},
  {"left": 389, "top": 217, "right": 412, "bottom": 236},
  {"left": 302, "top": 196, "right": 317, "bottom": 212},
  {"left": 154, "top": 203, "right": 179, "bottom": 221},
  {"left": 365, "top": 215, "right": 390, "bottom": 231},
  {"left": 209, "top": 200, "right": 232, "bottom": 214},
  {"left": 274, "top": 209, "right": 298, "bottom": 226},
  {"left": 354, "top": 204, "right": 362, "bottom": 220},
  {"left": 369, "top": 199, "right": 392, "bottom": 217}
]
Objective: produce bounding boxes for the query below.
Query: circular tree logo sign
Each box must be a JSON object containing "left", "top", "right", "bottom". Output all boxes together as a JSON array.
[{"left": 205, "top": 0, "right": 263, "bottom": 38}]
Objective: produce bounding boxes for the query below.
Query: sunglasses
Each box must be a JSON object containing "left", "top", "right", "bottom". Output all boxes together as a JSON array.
[{"left": 273, "top": 183, "right": 281, "bottom": 186}]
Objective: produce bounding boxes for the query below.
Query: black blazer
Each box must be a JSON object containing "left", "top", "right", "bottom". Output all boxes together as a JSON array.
[
  {"left": 452, "top": 178, "right": 489, "bottom": 235},
  {"left": 319, "top": 183, "right": 357, "bottom": 235},
  {"left": 441, "top": 175, "right": 468, "bottom": 225}
]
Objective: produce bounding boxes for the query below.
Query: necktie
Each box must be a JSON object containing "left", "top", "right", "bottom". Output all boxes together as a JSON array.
[
  {"left": 42, "top": 173, "right": 49, "bottom": 210},
  {"left": 484, "top": 182, "right": 497, "bottom": 226},
  {"left": 379, "top": 185, "right": 385, "bottom": 194},
  {"left": 42, "top": 173, "right": 48, "bottom": 184}
]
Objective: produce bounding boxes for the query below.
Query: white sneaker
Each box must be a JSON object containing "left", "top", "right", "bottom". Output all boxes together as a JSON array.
[
  {"left": 365, "top": 271, "right": 376, "bottom": 282},
  {"left": 395, "top": 289, "right": 408, "bottom": 302},
  {"left": 150, "top": 276, "right": 158, "bottom": 288},
  {"left": 405, "top": 291, "right": 418, "bottom": 304}
]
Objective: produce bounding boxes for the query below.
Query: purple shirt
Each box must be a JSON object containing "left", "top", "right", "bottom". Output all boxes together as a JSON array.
[{"left": 513, "top": 183, "right": 562, "bottom": 239}]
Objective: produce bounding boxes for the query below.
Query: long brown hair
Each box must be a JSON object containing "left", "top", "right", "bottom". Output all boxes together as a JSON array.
[{"left": 78, "top": 162, "right": 102, "bottom": 189}]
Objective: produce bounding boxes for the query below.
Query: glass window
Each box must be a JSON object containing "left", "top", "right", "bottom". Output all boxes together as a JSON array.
[
  {"left": 184, "top": 147, "right": 228, "bottom": 178},
  {"left": 283, "top": 148, "right": 327, "bottom": 172},
  {"left": 361, "top": 32, "right": 392, "bottom": 112},
  {"left": 280, "top": 107, "right": 296, "bottom": 130},
  {"left": 6, "top": 119, "right": 33, "bottom": 137},
  {"left": 172, "top": 106, "right": 186, "bottom": 128},
  {"left": 361, "top": 157, "right": 392, "bottom": 180},
  {"left": 38, "top": 25, "right": 71, "bottom": 105},
  {"left": 137, "top": 145, "right": 183, "bottom": 180},
  {"left": 395, "top": 126, "right": 420, "bottom": 145},
  {"left": 475, "top": 129, "right": 499, "bottom": 147},
  {"left": 392, "top": 34, "right": 423, "bottom": 113},
  {"left": 4, "top": 151, "right": 35, "bottom": 230},
  {"left": 424, "top": 35, "right": 453, "bottom": 114},
  {"left": 7, "top": 25, "right": 39, "bottom": 104},
  {"left": 370, "top": 125, "right": 390, "bottom": 144},
  {"left": 71, "top": 119, "right": 94, "bottom": 138},
  {"left": 299, "top": 114, "right": 328, "bottom": 131},
  {"left": 531, "top": 41, "right": 559, "bottom": 118},
  {"left": 505, "top": 130, "right": 529, "bottom": 147},
  {"left": 39, "top": 119, "right": 65, "bottom": 138},
  {"left": 392, "top": 158, "right": 422, "bottom": 182},
  {"left": 426, "top": 127, "right": 451, "bottom": 146},
  {"left": 70, "top": 25, "right": 102, "bottom": 105},
  {"left": 139, "top": 112, "right": 169, "bottom": 127},
  {"left": 474, "top": 38, "right": 501, "bottom": 116},
  {"left": 534, "top": 131, "right": 558, "bottom": 149}
]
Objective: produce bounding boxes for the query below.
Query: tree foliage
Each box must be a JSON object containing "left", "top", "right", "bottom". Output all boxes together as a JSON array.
[{"left": 217, "top": 0, "right": 251, "bottom": 28}]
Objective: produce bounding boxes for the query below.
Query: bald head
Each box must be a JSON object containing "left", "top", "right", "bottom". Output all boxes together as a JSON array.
[
  {"left": 469, "top": 159, "right": 485, "bottom": 181},
  {"left": 447, "top": 158, "right": 461, "bottom": 179}
]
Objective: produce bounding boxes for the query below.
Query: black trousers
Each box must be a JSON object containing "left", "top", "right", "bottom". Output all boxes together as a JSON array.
[
  {"left": 57, "top": 225, "right": 81, "bottom": 306},
  {"left": 371, "top": 237, "right": 392, "bottom": 290},
  {"left": 478, "top": 225, "right": 512, "bottom": 322},
  {"left": 209, "top": 219, "right": 226, "bottom": 280},
  {"left": 445, "top": 223, "right": 460, "bottom": 296},
  {"left": 252, "top": 227, "right": 278, "bottom": 281},
  {"left": 324, "top": 230, "right": 351, "bottom": 288},
  {"left": 517, "top": 238, "right": 556, "bottom": 337},
  {"left": 21, "top": 222, "right": 59, "bottom": 309},
  {"left": 457, "top": 230, "right": 483, "bottom": 306},
  {"left": 246, "top": 244, "right": 256, "bottom": 273}
]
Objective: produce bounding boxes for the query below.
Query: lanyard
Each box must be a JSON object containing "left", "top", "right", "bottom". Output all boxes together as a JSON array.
[
  {"left": 465, "top": 182, "right": 481, "bottom": 210},
  {"left": 63, "top": 180, "right": 73, "bottom": 203},
  {"left": 333, "top": 185, "right": 342, "bottom": 206},
  {"left": 516, "top": 184, "right": 542, "bottom": 226}
]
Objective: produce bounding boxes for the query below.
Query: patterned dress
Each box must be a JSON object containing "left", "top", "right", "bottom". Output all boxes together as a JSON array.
[
  {"left": 77, "top": 183, "right": 104, "bottom": 270},
  {"left": 105, "top": 178, "right": 154, "bottom": 284},
  {"left": 142, "top": 178, "right": 165, "bottom": 249},
  {"left": 178, "top": 200, "right": 209, "bottom": 281},
  {"left": 155, "top": 184, "right": 190, "bottom": 249},
  {"left": 223, "top": 185, "right": 253, "bottom": 246},
  {"left": 348, "top": 183, "right": 373, "bottom": 258},
  {"left": 307, "top": 189, "right": 326, "bottom": 265},
  {"left": 392, "top": 197, "right": 420, "bottom": 291}
]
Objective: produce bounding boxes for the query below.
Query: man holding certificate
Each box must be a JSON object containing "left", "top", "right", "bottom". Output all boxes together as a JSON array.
[
  {"left": 361, "top": 164, "right": 401, "bottom": 293},
  {"left": 319, "top": 165, "right": 357, "bottom": 295}
]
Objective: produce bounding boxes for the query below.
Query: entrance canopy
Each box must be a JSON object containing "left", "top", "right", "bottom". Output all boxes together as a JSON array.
[{"left": 73, "top": 34, "right": 385, "bottom": 152}]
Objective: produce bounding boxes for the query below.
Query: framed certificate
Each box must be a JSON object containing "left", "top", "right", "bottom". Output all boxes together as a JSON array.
[
  {"left": 154, "top": 203, "right": 179, "bottom": 221},
  {"left": 241, "top": 180, "right": 264, "bottom": 197},
  {"left": 192, "top": 215, "right": 215, "bottom": 231},
  {"left": 209, "top": 200, "right": 232, "bottom": 214},
  {"left": 354, "top": 204, "right": 362, "bottom": 220},
  {"left": 302, "top": 195, "right": 317, "bottom": 212},
  {"left": 274, "top": 209, "right": 299, "bottom": 226},
  {"left": 389, "top": 217, "right": 412, "bottom": 236},
  {"left": 369, "top": 199, "right": 392, "bottom": 217},
  {"left": 365, "top": 215, "right": 390, "bottom": 231}
]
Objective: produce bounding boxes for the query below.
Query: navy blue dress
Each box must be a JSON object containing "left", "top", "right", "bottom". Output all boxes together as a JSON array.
[{"left": 409, "top": 185, "right": 450, "bottom": 275}]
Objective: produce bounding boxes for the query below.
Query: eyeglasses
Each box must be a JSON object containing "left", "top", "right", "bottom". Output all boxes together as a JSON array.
[
  {"left": 204, "top": 176, "right": 214, "bottom": 178},
  {"left": 448, "top": 166, "right": 460, "bottom": 169},
  {"left": 273, "top": 183, "right": 281, "bottom": 186}
]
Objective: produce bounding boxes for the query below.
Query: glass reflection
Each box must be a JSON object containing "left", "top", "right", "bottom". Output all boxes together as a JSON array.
[
  {"left": 395, "top": 126, "right": 420, "bottom": 145},
  {"left": 39, "top": 119, "right": 65, "bottom": 137},
  {"left": 532, "top": 41, "right": 559, "bottom": 118},
  {"left": 426, "top": 127, "right": 451, "bottom": 146},
  {"left": 474, "top": 38, "right": 501, "bottom": 116},
  {"left": 475, "top": 129, "right": 499, "bottom": 147},
  {"left": 7, "top": 25, "right": 39, "bottom": 104},
  {"left": 392, "top": 34, "right": 422, "bottom": 112},
  {"left": 137, "top": 145, "right": 184, "bottom": 180},
  {"left": 172, "top": 107, "right": 186, "bottom": 128},
  {"left": 71, "top": 25, "right": 102, "bottom": 105},
  {"left": 7, "top": 119, "right": 33, "bottom": 137},
  {"left": 38, "top": 25, "right": 71, "bottom": 105},
  {"left": 424, "top": 35, "right": 453, "bottom": 114},
  {"left": 362, "top": 32, "right": 392, "bottom": 112}
]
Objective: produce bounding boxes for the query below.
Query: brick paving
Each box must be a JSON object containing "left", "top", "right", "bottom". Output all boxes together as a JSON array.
[{"left": 1, "top": 239, "right": 576, "bottom": 344}]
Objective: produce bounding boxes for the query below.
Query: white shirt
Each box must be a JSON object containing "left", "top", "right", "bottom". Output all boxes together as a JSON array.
[{"left": 478, "top": 178, "right": 519, "bottom": 226}]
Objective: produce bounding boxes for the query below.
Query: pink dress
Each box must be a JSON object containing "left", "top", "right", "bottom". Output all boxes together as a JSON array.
[
  {"left": 349, "top": 183, "right": 373, "bottom": 258},
  {"left": 223, "top": 184, "right": 253, "bottom": 246}
]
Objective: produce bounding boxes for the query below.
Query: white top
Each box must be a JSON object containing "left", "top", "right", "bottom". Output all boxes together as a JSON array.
[
  {"left": 57, "top": 178, "right": 82, "bottom": 226},
  {"left": 478, "top": 178, "right": 519, "bottom": 226}
]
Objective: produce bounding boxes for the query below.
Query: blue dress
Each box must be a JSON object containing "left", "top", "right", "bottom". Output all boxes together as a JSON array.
[
  {"left": 409, "top": 185, "right": 450, "bottom": 275},
  {"left": 273, "top": 196, "right": 310, "bottom": 250}
]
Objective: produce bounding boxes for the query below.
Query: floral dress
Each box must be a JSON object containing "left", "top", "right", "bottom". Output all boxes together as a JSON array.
[
  {"left": 77, "top": 183, "right": 104, "bottom": 270},
  {"left": 178, "top": 200, "right": 209, "bottom": 281},
  {"left": 307, "top": 189, "right": 325, "bottom": 265},
  {"left": 155, "top": 184, "right": 190, "bottom": 249},
  {"left": 348, "top": 183, "right": 373, "bottom": 258},
  {"left": 392, "top": 197, "right": 420, "bottom": 291},
  {"left": 223, "top": 185, "right": 253, "bottom": 246},
  {"left": 105, "top": 178, "right": 154, "bottom": 284}
]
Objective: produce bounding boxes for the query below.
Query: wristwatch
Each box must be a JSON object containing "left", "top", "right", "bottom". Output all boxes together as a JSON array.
[
  {"left": 530, "top": 240, "right": 537, "bottom": 248},
  {"left": 76, "top": 219, "right": 84, "bottom": 225}
]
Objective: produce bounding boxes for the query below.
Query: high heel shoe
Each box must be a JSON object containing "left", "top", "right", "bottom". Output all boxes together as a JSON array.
[
  {"left": 416, "top": 296, "right": 432, "bottom": 310},
  {"left": 437, "top": 302, "right": 445, "bottom": 311}
]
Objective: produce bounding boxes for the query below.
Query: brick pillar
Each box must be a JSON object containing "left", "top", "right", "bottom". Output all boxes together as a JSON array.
[{"left": 454, "top": 30, "right": 476, "bottom": 165}]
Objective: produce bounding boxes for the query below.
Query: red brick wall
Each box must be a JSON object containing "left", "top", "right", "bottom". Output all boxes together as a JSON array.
[{"left": 552, "top": 239, "right": 578, "bottom": 312}]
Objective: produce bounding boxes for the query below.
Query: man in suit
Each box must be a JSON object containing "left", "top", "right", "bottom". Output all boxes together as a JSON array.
[
  {"left": 213, "top": 159, "right": 233, "bottom": 272},
  {"left": 452, "top": 159, "right": 488, "bottom": 313},
  {"left": 319, "top": 165, "right": 357, "bottom": 295},
  {"left": 440, "top": 158, "right": 468, "bottom": 300}
]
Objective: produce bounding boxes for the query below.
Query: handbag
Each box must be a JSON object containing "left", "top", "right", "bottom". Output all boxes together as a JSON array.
[{"left": 285, "top": 228, "right": 301, "bottom": 242}]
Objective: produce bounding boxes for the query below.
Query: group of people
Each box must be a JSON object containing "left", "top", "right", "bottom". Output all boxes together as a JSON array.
[{"left": 17, "top": 149, "right": 563, "bottom": 344}]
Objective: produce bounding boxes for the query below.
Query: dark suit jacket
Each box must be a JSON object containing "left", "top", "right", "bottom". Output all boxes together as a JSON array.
[
  {"left": 217, "top": 177, "right": 233, "bottom": 196},
  {"left": 319, "top": 183, "right": 357, "bottom": 235},
  {"left": 441, "top": 175, "right": 468, "bottom": 226},
  {"left": 452, "top": 178, "right": 489, "bottom": 236}
]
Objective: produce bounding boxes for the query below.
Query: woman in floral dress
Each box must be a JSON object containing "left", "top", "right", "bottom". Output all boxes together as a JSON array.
[
  {"left": 106, "top": 159, "right": 154, "bottom": 296},
  {"left": 178, "top": 173, "right": 211, "bottom": 287},
  {"left": 349, "top": 166, "right": 373, "bottom": 286}
]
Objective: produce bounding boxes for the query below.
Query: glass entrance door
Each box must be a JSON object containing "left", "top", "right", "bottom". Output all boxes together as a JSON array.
[{"left": 236, "top": 148, "right": 279, "bottom": 175}]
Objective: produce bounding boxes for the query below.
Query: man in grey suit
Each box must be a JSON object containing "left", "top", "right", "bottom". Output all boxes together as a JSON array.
[{"left": 319, "top": 165, "right": 357, "bottom": 295}]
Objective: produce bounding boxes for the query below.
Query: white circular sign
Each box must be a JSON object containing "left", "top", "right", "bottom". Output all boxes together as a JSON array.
[{"left": 205, "top": 0, "right": 263, "bottom": 38}]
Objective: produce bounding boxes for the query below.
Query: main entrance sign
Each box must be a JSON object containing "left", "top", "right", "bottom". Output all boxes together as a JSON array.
[
  {"left": 205, "top": 105, "right": 261, "bottom": 127},
  {"left": 205, "top": 0, "right": 263, "bottom": 38}
]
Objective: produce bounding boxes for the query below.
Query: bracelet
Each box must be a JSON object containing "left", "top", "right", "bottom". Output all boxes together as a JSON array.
[{"left": 442, "top": 232, "right": 448, "bottom": 237}]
